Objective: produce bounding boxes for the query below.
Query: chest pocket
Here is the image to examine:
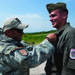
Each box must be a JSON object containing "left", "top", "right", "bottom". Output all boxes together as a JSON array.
[{"left": 55, "top": 26, "right": 72, "bottom": 53}]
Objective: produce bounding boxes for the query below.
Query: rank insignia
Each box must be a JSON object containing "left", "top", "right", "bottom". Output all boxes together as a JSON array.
[
  {"left": 19, "top": 50, "right": 28, "bottom": 56},
  {"left": 70, "top": 49, "right": 75, "bottom": 59}
]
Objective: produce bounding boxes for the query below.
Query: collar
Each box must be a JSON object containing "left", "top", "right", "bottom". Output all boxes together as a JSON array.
[
  {"left": 1, "top": 35, "right": 23, "bottom": 47},
  {"left": 55, "top": 23, "right": 70, "bottom": 35},
  {"left": 1, "top": 35, "right": 14, "bottom": 41}
]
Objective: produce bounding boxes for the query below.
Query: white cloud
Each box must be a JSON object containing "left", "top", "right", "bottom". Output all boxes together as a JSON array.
[
  {"left": 0, "top": 13, "right": 54, "bottom": 32},
  {"left": 11, "top": 14, "right": 43, "bottom": 19}
]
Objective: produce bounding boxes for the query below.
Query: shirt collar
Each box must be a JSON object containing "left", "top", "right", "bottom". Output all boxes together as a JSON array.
[{"left": 55, "top": 23, "right": 70, "bottom": 35}]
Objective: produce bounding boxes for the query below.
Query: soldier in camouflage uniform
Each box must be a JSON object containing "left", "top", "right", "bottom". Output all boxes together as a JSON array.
[{"left": 0, "top": 17, "right": 56, "bottom": 75}]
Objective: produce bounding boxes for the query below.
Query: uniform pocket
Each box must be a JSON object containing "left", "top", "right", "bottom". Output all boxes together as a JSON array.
[{"left": 67, "top": 58, "right": 75, "bottom": 69}]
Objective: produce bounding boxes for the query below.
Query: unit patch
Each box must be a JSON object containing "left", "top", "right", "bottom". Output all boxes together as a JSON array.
[
  {"left": 70, "top": 49, "right": 75, "bottom": 59},
  {"left": 19, "top": 50, "right": 28, "bottom": 56}
]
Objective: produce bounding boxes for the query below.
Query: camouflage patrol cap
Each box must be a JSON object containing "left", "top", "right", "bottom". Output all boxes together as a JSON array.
[{"left": 46, "top": 2, "right": 66, "bottom": 13}]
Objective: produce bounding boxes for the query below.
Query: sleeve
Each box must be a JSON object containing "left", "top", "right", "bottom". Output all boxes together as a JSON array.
[
  {"left": 62, "top": 31, "right": 75, "bottom": 74},
  {"left": 5, "top": 39, "right": 55, "bottom": 68}
]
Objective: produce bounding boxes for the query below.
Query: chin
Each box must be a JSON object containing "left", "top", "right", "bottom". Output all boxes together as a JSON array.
[
  {"left": 53, "top": 25, "right": 56, "bottom": 28},
  {"left": 53, "top": 24, "right": 57, "bottom": 28},
  {"left": 19, "top": 39, "right": 21, "bottom": 42}
]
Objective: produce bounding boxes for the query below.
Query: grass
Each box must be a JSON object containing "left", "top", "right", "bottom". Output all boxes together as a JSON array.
[{"left": 22, "top": 30, "right": 56, "bottom": 45}]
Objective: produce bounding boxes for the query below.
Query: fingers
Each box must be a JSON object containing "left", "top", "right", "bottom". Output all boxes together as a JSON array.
[{"left": 46, "top": 33, "right": 57, "bottom": 43}]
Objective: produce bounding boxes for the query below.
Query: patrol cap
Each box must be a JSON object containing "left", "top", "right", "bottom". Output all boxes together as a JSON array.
[
  {"left": 2, "top": 18, "right": 29, "bottom": 32},
  {"left": 46, "top": 2, "right": 66, "bottom": 13}
]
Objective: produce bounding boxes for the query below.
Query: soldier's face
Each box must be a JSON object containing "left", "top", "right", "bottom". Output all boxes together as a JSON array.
[
  {"left": 9, "top": 29, "right": 24, "bottom": 42},
  {"left": 49, "top": 9, "right": 63, "bottom": 30}
]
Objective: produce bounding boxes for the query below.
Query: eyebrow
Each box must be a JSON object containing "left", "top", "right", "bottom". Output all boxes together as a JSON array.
[{"left": 49, "top": 14, "right": 56, "bottom": 17}]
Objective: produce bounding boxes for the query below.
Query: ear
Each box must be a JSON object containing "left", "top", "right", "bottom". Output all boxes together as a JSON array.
[{"left": 62, "top": 12, "right": 67, "bottom": 19}]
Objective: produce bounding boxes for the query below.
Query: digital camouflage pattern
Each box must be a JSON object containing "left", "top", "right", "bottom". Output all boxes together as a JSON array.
[{"left": 0, "top": 35, "right": 54, "bottom": 75}]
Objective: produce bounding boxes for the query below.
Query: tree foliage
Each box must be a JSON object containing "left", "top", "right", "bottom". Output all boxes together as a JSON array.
[{"left": 22, "top": 30, "right": 56, "bottom": 45}]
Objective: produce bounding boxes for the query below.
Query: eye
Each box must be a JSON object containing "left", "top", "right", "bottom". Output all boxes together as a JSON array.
[{"left": 51, "top": 14, "right": 56, "bottom": 17}]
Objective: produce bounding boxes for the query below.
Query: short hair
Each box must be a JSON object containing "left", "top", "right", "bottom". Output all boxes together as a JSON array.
[{"left": 58, "top": 8, "right": 68, "bottom": 15}]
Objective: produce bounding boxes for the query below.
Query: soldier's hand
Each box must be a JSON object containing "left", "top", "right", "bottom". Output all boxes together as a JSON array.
[{"left": 45, "top": 33, "right": 57, "bottom": 43}]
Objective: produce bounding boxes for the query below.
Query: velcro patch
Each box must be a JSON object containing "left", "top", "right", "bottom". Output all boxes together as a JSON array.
[
  {"left": 19, "top": 50, "right": 28, "bottom": 56},
  {"left": 70, "top": 49, "right": 75, "bottom": 59}
]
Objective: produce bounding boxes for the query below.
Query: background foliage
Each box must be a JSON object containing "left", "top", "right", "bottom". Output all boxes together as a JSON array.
[{"left": 22, "top": 30, "right": 56, "bottom": 45}]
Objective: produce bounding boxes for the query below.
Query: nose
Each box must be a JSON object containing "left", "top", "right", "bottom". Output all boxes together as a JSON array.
[
  {"left": 50, "top": 17, "right": 52, "bottom": 21},
  {"left": 22, "top": 32, "right": 24, "bottom": 35},
  {"left": 21, "top": 31, "right": 24, "bottom": 35}
]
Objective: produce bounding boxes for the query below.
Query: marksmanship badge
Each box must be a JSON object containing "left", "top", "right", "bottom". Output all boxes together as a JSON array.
[
  {"left": 19, "top": 50, "right": 28, "bottom": 56},
  {"left": 70, "top": 49, "right": 75, "bottom": 59}
]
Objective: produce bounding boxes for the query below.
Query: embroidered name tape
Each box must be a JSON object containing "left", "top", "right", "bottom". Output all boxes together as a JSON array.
[
  {"left": 19, "top": 50, "right": 28, "bottom": 56},
  {"left": 70, "top": 49, "right": 75, "bottom": 59},
  {"left": 13, "top": 47, "right": 23, "bottom": 50}
]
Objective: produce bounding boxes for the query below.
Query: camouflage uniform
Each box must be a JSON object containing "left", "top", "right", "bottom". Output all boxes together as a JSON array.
[{"left": 0, "top": 35, "right": 54, "bottom": 75}]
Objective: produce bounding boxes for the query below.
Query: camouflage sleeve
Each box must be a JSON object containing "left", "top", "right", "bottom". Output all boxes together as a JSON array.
[
  {"left": 5, "top": 39, "right": 55, "bottom": 68},
  {"left": 25, "top": 39, "right": 55, "bottom": 68}
]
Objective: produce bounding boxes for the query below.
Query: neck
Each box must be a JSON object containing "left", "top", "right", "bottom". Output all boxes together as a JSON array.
[{"left": 57, "top": 21, "right": 67, "bottom": 30}]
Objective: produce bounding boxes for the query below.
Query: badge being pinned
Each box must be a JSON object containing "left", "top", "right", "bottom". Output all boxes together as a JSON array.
[
  {"left": 19, "top": 50, "right": 28, "bottom": 56},
  {"left": 70, "top": 49, "right": 75, "bottom": 59}
]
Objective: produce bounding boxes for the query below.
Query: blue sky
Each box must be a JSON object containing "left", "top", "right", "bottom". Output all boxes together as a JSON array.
[{"left": 0, "top": 0, "right": 75, "bottom": 33}]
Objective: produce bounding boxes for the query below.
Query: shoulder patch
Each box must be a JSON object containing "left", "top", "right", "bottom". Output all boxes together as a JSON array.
[
  {"left": 13, "top": 47, "right": 23, "bottom": 50},
  {"left": 70, "top": 49, "right": 75, "bottom": 59},
  {"left": 19, "top": 50, "right": 28, "bottom": 56}
]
